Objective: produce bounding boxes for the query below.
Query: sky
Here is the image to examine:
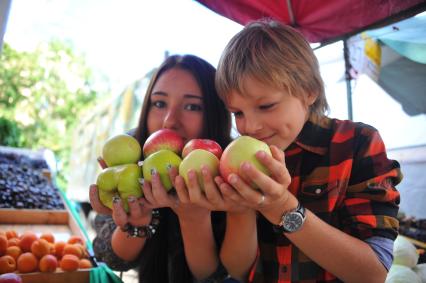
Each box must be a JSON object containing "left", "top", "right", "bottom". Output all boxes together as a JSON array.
[
  {"left": 5, "top": 0, "right": 243, "bottom": 94},
  {"left": 4, "top": 0, "right": 426, "bottom": 150}
]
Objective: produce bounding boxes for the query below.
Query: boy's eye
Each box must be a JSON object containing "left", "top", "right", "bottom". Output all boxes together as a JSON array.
[
  {"left": 184, "top": 104, "right": 203, "bottom": 111},
  {"left": 152, "top": 101, "right": 166, "bottom": 108},
  {"left": 259, "top": 103, "right": 275, "bottom": 110}
]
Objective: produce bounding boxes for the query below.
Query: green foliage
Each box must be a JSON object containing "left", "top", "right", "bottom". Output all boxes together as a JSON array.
[
  {"left": 0, "top": 117, "right": 23, "bottom": 147},
  {"left": 0, "top": 40, "right": 105, "bottom": 189}
]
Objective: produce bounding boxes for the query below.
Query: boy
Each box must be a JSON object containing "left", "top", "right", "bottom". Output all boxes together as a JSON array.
[{"left": 214, "top": 19, "right": 401, "bottom": 283}]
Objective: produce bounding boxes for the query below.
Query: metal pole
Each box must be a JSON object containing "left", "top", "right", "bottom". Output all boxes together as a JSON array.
[{"left": 343, "top": 39, "right": 353, "bottom": 121}]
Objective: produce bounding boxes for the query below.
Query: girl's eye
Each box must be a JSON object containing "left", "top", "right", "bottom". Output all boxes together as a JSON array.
[
  {"left": 259, "top": 103, "right": 275, "bottom": 110},
  {"left": 152, "top": 100, "right": 166, "bottom": 108},
  {"left": 232, "top": 111, "right": 243, "bottom": 118},
  {"left": 184, "top": 104, "right": 203, "bottom": 111}
]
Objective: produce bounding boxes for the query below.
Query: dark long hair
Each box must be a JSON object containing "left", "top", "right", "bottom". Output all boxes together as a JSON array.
[{"left": 134, "top": 55, "right": 231, "bottom": 283}]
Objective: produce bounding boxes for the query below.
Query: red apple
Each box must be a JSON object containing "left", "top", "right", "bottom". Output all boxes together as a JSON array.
[
  {"left": 0, "top": 273, "right": 22, "bottom": 283},
  {"left": 182, "top": 139, "right": 223, "bottom": 159},
  {"left": 179, "top": 149, "right": 219, "bottom": 191},
  {"left": 143, "top": 129, "right": 184, "bottom": 158},
  {"left": 219, "top": 136, "right": 272, "bottom": 188}
]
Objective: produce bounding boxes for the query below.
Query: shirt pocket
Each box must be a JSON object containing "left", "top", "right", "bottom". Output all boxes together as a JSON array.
[{"left": 300, "top": 179, "right": 339, "bottom": 198}]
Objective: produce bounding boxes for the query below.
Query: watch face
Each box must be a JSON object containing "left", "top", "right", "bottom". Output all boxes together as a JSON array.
[{"left": 283, "top": 213, "right": 303, "bottom": 232}]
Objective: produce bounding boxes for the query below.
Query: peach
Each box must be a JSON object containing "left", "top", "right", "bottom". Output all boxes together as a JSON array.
[
  {"left": 7, "top": 238, "right": 19, "bottom": 248},
  {"left": 18, "top": 232, "right": 37, "bottom": 253},
  {"left": 78, "top": 258, "right": 92, "bottom": 269},
  {"left": 5, "top": 231, "right": 18, "bottom": 240},
  {"left": 0, "top": 236, "right": 7, "bottom": 256},
  {"left": 59, "top": 254, "right": 79, "bottom": 272},
  {"left": 30, "top": 239, "right": 50, "bottom": 259},
  {"left": 0, "top": 255, "right": 16, "bottom": 274},
  {"left": 67, "top": 235, "right": 84, "bottom": 246},
  {"left": 40, "top": 233, "right": 55, "bottom": 244},
  {"left": 62, "top": 244, "right": 83, "bottom": 258},
  {"left": 39, "top": 254, "right": 58, "bottom": 273},
  {"left": 5, "top": 246, "right": 22, "bottom": 261},
  {"left": 16, "top": 252, "right": 38, "bottom": 273},
  {"left": 53, "top": 241, "right": 66, "bottom": 259}
]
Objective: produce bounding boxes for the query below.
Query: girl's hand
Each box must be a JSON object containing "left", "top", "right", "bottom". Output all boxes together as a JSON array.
[
  {"left": 174, "top": 166, "right": 249, "bottom": 213},
  {"left": 111, "top": 193, "right": 152, "bottom": 230},
  {"left": 141, "top": 166, "right": 210, "bottom": 222},
  {"left": 224, "top": 145, "right": 296, "bottom": 223},
  {"left": 89, "top": 184, "right": 112, "bottom": 215}
]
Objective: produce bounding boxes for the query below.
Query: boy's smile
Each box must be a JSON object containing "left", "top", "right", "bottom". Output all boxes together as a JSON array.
[{"left": 226, "top": 76, "right": 316, "bottom": 150}]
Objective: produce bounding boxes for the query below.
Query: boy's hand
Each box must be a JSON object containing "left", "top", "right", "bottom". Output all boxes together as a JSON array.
[{"left": 224, "top": 145, "right": 298, "bottom": 224}]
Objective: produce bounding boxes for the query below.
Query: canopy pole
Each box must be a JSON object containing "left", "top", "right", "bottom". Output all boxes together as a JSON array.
[{"left": 343, "top": 39, "right": 353, "bottom": 121}]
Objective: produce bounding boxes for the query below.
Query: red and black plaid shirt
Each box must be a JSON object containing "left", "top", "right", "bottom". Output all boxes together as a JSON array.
[{"left": 249, "top": 117, "right": 401, "bottom": 283}]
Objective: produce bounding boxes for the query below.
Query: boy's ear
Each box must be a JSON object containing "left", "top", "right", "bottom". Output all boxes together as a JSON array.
[{"left": 306, "top": 92, "right": 318, "bottom": 106}]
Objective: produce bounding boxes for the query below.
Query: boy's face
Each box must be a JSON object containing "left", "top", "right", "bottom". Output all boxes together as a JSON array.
[{"left": 225, "top": 77, "right": 316, "bottom": 150}]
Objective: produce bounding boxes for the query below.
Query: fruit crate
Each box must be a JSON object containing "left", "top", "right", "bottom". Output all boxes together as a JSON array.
[{"left": 0, "top": 196, "right": 94, "bottom": 283}]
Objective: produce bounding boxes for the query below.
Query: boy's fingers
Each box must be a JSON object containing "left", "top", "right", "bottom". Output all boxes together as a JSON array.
[
  {"left": 202, "top": 166, "right": 223, "bottom": 205},
  {"left": 255, "top": 150, "right": 290, "bottom": 188}
]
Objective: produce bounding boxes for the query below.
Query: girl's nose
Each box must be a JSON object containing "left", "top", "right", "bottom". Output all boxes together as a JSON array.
[{"left": 162, "top": 108, "right": 179, "bottom": 130}]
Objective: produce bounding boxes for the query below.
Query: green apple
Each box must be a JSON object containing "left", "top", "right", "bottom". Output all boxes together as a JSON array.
[
  {"left": 117, "top": 164, "right": 143, "bottom": 211},
  {"left": 179, "top": 149, "right": 219, "bottom": 191},
  {"left": 102, "top": 134, "right": 141, "bottom": 167},
  {"left": 98, "top": 189, "right": 117, "bottom": 210},
  {"left": 142, "top": 149, "right": 182, "bottom": 191},
  {"left": 219, "top": 136, "right": 272, "bottom": 188},
  {"left": 96, "top": 167, "right": 118, "bottom": 192}
]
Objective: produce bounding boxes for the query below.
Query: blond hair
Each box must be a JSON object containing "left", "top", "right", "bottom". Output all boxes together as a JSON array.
[{"left": 216, "top": 19, "right": 328, "bottom": 120}]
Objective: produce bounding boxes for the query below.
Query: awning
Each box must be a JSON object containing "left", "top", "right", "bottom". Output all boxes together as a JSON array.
[{"left": 196, "top": 0, "right": 426, "bottom": 45}]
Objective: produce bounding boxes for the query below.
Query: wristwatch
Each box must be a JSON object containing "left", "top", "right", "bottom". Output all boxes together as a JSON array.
[{"left": 273, "top": 202, "right": 306, "bottom": 234}]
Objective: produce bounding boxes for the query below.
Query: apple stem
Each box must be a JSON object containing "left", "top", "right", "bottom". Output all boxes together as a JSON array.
[{"left": 97, "top": 157, "right": 108, "bottom": 169}]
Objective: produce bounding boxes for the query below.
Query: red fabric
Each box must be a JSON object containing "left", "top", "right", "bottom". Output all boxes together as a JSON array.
[{"left": 196, "top": 0, "right": 425, "bottom": 43}]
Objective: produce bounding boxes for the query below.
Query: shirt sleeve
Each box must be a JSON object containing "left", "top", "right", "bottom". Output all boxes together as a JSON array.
[
  {"left": 365, "top": 236, "right": 394, "bottom": 271},
  {"left": 341, "top": 124, "right": 402, "bottom": 241},
  {"left": 92, "top": 214, "right": 140, "bottom": 271}
]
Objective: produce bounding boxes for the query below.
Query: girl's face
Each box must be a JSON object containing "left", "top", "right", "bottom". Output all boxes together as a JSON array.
[
  {"left": 226, "top": 77, "right": 316, "bottom": 150},
  {"left": 147, "top": 68, "right": 204, "bottom": 143}
]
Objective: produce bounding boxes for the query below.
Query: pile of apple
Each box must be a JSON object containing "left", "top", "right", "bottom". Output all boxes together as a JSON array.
[{"left": 96, "top": 129, "right": 271, "bottom": 210}]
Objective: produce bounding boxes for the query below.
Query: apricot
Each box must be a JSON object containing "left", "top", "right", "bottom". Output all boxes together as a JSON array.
[
  {"left": 78, "top": 258, "right": 92, "bottom": 269},
  {"left": 39, "top": 254, "right": 58, "bottom": 273},
  {"left": 30, "top": 239, "right": 50, "bottom": 259},
  {"left": 74, "top": 244, "right": 88, "bottom": 258},
  {"left": 48, "top": 243, "right": 56, "bottom": 255},
  {"left": 62, "top": 244, "right": 82, "bottom": 258},
  {"left": 0, "top": 236, "right": 7, "bottom": 256},
  {"left": 0, "top": 255, "right": 16, "bottom": 274},
  {"left": 67, "top": 235, "right": 84, "bottom": 246},
  {"left": 40, "top": 233, "right": 55, "bottom": 244},
  {"left": 18, "top": 232, "right": 38, "bottom": 252},
  {"left": 53, "top": 241, "right": 66, "bottom": 259},
  {"left": 5, "top": 246, "right": 22, "bottom": 261},
  {"left": 59, "top": 254, "right": 79, "bottom": 272},
  {"left": 5, "top": 231, "right": 18, "bottom": 240},
  {"left": 7, "top": 238, "right": 20, "bottom": 247},
  {"left": 16, "top": 252, "right": 38, "bottom": 273}
]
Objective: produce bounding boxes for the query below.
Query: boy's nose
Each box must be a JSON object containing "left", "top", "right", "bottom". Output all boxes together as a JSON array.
[{"left": 241, "top": 115, "right": 262, "bottom": 135}]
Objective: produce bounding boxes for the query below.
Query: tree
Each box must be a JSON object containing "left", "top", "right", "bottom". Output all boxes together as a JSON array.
[{"left": 0, "top": 40, "right": 107, "bottom": 189}]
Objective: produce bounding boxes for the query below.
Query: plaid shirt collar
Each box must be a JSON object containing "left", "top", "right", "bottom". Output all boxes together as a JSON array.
[{"left": 290, "top": 116, "right": 333, "bottom": 156}]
